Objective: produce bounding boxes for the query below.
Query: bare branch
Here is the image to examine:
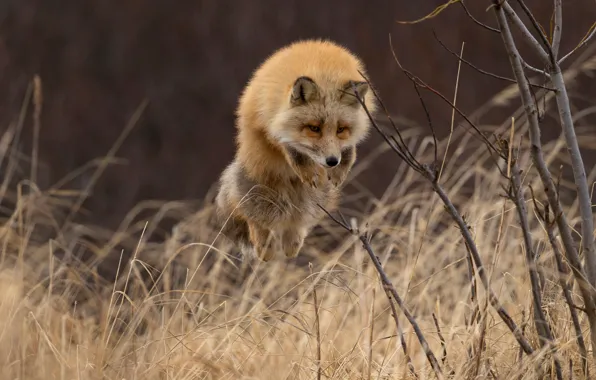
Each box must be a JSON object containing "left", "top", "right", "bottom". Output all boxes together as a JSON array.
[
  {"left": 433, "top": 30, "right": 553, "bottom": 88},
  {"left": 320, "top": 206, "right": 437, "bottom": 378},
  {"left": 389, "top": 36, "right": 502, "bottom": 160},
  {"left": 530, "top": 185, "right": 589, "bottom": 378},
  {"left": 432, "top": 313, "right": 448, "bottom": 365},
  {"left": 550, "top": 64, "right": 596, "bottom": 299},
  {"left": 513, "top": 0, "right": 556, "bottom": 63},
  {"left": 459, "top": 0, "right": 500, "bottom": 33},
  {"left": 558, "top": 22, "right": 596, "bottom": 65},
  {"left": 491, "top": 0, "right": 596, "bottom": 362},
  {"left": 410, "top": 81, "right": 439, "bottom": 165},
  {"left": 353, "top": 53, "right": 537, "bottom": 358},
  {"left": 357, "top": 234, "right": 444, "bottom": 379},
  {"left": 386, "top": 286, "right": 418, "bottom": 378},
  {"left": 501, "top": 132, "right": 562, "bottom": 377},
  {"left": 552, "top": 0, "right": 562, "bottom": 59},
  {"left": 515, "top": 0, "right": 596, "bottom": 318},
  {"left": 521, "top": 59, "right": 550, "bottom": 78},
  {"left": 428, "top": 168, "right": 535, "bottom": 356},
  {"left": 501, "top": 2, "right": 551, "bottom": 65}
]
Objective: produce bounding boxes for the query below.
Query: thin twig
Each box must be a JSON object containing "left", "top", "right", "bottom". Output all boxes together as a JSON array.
[
  {"left": 386, "top": 287, "right": 419, "bottom": 379},
  {"left": 501, "top": 1, "right": 551, "bottom": 65},
  {"left": 320, "top": 205, "right": 443, "bottom": 379},
  {"left": 551, "top": 0, "right": 562, "bottom": 59},
  {"left": 433, "top": 30, "right": 553, "bottom": 89},
  {"left": 530, "top": 185, "right": 589, "bottom": 378},
  {"left": 410, "top": 81, "right": 438, "bottom": 164},
  {"left": 389, "top": 36, "right": 502, "bottom": 161},
  {"left": 31, "top": 75, "right": 42, "bottom": 188},
  {"left": 513, "top": 0, "right": 556, "bottom": 63},
  {"left": 517, "top": 309, "right": 527, "bottom": 363},
  {"left": 499, "top": 121, "right": 562, "bottom": 378},
  {"left": 558, "top": 22, "right": 596, "bottom": 65},
  {"left": 367, "top": 288, "right": 375, "bottom": 380},
  {"left": 317, "top": 206, "right": 420, "bottom": 378},
  {"left": 472, "top": 297, "right": 489, "bottom": 378},
  {"left": 358, "top": 234, "right": 443, "bottom": 379},
  {"left": 429, "top": 173, "right": 535, "bottom": 356},
  {"left": 521, "top": 59, "right": 550, "bottom": 77},
  {"left": 432, "top": 313, "right": 448, "bottom": 365},
  {"left": 460, "top": 0, "right": 500, "bottom": 33},
  {"left": 309, "top": 263, "right": 322, "bottom": 380}
]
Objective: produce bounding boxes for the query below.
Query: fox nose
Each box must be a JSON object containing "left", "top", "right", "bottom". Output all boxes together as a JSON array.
[{"left": 325, "top": 156, "right": 339, "bottom": 167}]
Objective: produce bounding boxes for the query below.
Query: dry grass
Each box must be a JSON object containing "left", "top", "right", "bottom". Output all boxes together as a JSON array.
[{"left": 2, "top": 46, "right": 596, "bottom": 380}]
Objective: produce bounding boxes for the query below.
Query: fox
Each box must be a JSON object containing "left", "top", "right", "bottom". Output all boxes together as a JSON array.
[{"left": 214, "top": 39, "right": 377, "bottom": 262}]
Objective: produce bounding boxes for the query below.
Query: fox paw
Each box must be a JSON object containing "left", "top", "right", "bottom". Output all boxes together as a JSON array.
[
  {"left": 328, "top": 170, "right": 347, "bottom": 188},
  {"left": 255, "top": 247, "right": 276, "bottom": 262},
  {"left": 283, "top": 237, "right": 304, "bottom": 258},
  {"left": 299, "top": 167, "right": 326, "bottom": 188},
  {"left": 282, "top": 230, "right": 305, "bottom": 258}
]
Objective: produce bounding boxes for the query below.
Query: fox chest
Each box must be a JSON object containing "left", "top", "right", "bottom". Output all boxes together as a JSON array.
[
  {"left": 283, "top": 181, "right": 339, "bottom": 220},
  {"left": 234, "top": 165, "right": 340, "bottom": 226}
]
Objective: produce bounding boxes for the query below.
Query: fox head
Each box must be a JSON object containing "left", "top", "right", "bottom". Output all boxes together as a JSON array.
[{"left": 269, "top": 76, "right": 374, "bottom": 169}]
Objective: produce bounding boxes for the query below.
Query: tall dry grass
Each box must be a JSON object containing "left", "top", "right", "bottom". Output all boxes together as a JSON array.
[{"left": 1, "top": 43, "right": 596, "bottom": 380}]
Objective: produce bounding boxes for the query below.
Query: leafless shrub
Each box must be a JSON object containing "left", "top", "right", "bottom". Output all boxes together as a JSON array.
[{"left": 320, "top": 0, "right": 596, "bottom": 378}]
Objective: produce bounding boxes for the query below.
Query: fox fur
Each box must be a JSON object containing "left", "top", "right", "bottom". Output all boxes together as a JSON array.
[{"left": 214, "top": 39, "right": 377, "bottom": 261}]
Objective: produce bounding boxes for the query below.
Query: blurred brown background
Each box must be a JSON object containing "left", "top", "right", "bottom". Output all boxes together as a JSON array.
[{"left": 1, "top": 0, "right": 595, "bottom": 231}]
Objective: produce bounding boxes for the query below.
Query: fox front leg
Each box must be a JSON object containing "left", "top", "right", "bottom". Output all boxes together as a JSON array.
[
  {"left": 328, "top": 145, "right": 356, "bottom": 187},
  {"left": 282, "top": 146, "right": 325, "bottom": 188},
  {"left": 281, "top": 227, "right": 307, "bottom": 258},
  {"left": 247, "top": 222, "right": 279, "bottom": 262}
]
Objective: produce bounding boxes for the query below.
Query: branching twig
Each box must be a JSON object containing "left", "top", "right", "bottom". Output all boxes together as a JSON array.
[
  {"left": 386, "top": 286, "right": 418, "bottom": 379},
  {"left": 318, "top": 205, "right": 442, "bottom": 379},
  {"left": 433, "top": 30, "right": 553, "bottom": 89},
  {"left": 497, "top": 127, "right": 562, "bottom": 378},
  {"left": 501, "top": 2, "right": 551, "bottom": 65},
  {"left": 359, "top": 235, "right": 443, "bottom": 379},
  {"left": 388, "top": 36, "right": 503, "bottom": 165},
  {"left": 550, "top": 66, "right": 596, "bottom": 293},
  {"left": 502, "top": 3, "right": 596, "bottom": 283},
  {"left": 551, "top": 0, "right": 562, "bottom": 59},
  {"left": 558, "top": 23, "right": 596, "bottom": 65},
  {"left": 521, "top": 59, "right": 550, "bottom": 77},
  {"left": 460, "top": 0, "right": 500, "bottom": 33},
  {"left": 406, "top": 78, "right": 439, "bottom": 165},
  {"left": 490, "top": 0, "right": 596, "bottom": 362},
  {"left": 342, "top": 79, "right": 537, "bottom": 358},
  {"left": 530, "top": 186, "right": 589, "bottom": 378},
  {"left": 429, "top": 171, "right": 535, "bottom": 356},
  {"left": 513, "top": 0, "right": 556, "bottom": 64}
]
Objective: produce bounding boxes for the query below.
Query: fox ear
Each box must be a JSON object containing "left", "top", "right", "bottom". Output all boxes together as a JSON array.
[
  {"left": 340, "top": 80, "right": 369, "bottom": 107},
  {"left": 290, "top": 76, "right": 320, "bottom": 106}
]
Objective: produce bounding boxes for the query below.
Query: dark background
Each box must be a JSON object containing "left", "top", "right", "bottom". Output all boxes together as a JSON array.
[{"left": 1, "top": 0, "right": 595, "bottom": 231}]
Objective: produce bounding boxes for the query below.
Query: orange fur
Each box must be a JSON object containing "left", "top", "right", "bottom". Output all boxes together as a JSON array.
[{"left": 215, "top": 39, "right": 376, "bottom": 261}]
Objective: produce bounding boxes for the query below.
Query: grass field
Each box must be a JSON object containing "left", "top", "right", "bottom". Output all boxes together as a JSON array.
[{"left": 1, "top": 46, "right": 596, "bottom": 380}]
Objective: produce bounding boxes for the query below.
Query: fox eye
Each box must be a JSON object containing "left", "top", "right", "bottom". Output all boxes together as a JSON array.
[
  {"left": 337, "top": 126, "right": 348, "bottom": 133},
  {"left": 308, "top": 125, "right": 321, "bottom": 133}
]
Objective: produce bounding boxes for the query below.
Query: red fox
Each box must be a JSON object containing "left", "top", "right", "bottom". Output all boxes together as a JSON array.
[{"left": 215, "top": 39, "right": 376, "bottom": 261}]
